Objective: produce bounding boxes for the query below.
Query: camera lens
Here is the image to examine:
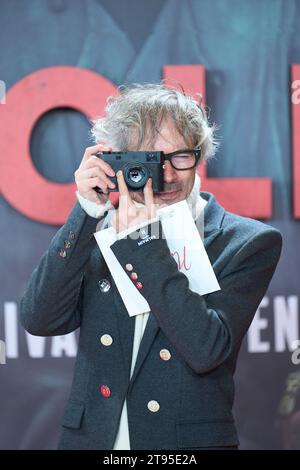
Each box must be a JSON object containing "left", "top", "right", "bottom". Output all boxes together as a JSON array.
[
  {"left": 123, "top": 162, "right": 150, "bottom": 190},
  {"left": 129, "top": 168, "right": 144, "bottom": 183}
]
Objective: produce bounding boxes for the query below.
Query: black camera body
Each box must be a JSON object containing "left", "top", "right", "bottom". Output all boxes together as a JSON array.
[{"left": 94, "top": 151, "right": 164, "bottom": 193}]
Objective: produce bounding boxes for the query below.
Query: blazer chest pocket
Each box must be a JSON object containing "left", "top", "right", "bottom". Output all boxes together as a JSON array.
[
  {"left": 62, "top": 401, "right": 85, "bottom": 430},
  {"left": 176, "top": 420, "right": 239, "bottom": 449}
]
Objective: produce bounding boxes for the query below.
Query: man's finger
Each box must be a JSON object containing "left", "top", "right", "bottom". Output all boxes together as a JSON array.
[
  {"left": 117, "top": 170, "right": 130, "bottom": 195},
  {"left": 117, "top": 171, "right": 133, "bottom": 212},
  {"left": 83, "top": 144, "right": 111, "bottom": 159},
  {"left": 85, "top": 156, "right": 115, "bottom": 177},
  {"left": 143, "top": 178, "right": 155, "bottom": 216}
]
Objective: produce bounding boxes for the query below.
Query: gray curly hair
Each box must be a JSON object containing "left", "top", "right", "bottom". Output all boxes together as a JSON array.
[{"left": 90, "top": 82, "right": 219, "bottom": 163}]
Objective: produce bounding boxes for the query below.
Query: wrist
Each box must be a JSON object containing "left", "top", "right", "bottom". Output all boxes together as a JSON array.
[{"left": 76, "top": 190, "right": 113, "bottom": 219}]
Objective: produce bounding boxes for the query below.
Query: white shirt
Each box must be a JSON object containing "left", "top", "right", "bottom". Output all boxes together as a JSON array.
[
  {"left": 76, "top": 175, "right": 206, "bottom": 449},
  {"left": 113, "top": 311, "right": 150, "bottom": 449}
]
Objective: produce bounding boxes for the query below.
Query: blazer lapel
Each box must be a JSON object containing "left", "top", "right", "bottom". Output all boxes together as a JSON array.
[
  {"left": 202, "top": 191, "right": 225, "bottom": 248},
  {"left": 112, "top": 279, "right": 136, "bottom": 382},
  {"left": 204, "top": 229, "right": 223, "bottom": 249},
  {"left": 128, "top": 313, "right": 159, "bottom": 393}
]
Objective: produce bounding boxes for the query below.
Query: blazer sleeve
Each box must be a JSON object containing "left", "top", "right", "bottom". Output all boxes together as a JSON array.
[
  {"left": 110, "top": 220, "right": 283, "bottom": 374},
  {"left": 20, "top": 201, "right": 104, "bottom": 337}
]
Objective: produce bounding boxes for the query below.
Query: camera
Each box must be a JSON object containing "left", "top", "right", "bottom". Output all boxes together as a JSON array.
[{"left": 94, "top": 151, "right": 164, "bottom": 193}]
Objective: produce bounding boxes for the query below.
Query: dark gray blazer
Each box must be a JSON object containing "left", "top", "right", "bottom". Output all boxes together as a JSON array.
[{"left": 20, "top": 191, "right": 282, "bottom": 450}]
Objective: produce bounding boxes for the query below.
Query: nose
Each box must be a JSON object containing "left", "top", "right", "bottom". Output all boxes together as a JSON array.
[{"left": 163, "top": 160, "right": 178, "bottom": 183}]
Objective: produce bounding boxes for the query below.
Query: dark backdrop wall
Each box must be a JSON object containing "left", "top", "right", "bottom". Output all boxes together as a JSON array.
[{"left": 0, "top": 0, "right": 300, "bottom": 450}]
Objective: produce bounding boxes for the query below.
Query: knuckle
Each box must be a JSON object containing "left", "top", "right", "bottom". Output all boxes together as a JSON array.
[
  {"left": 93, "top": 156, "right": 102, "bottom": 166},
  {"left": 95, "top": 169, "right": 102, "bottom": 179}
]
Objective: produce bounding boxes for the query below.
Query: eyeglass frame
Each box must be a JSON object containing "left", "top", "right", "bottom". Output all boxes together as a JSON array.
[{"left": 163, "top": 148, "right": 202, "bottom": 171}]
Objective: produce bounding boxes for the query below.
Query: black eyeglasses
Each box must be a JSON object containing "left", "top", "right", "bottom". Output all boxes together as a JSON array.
[{"left": 163, "top": 148, "right": 201, "bottom": 170}]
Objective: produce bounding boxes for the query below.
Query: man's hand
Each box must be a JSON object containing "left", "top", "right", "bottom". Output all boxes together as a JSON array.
[
  {"left": 75, "top": 144, "right": 116, "bottom": 205},
  {"left": 111, "top": 171, "right": 157, "bottom": 233}
]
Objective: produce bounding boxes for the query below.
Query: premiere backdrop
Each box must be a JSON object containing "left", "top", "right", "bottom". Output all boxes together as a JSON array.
[{"left": 0, "top": 0, "right": 300, "bottom": 449}]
